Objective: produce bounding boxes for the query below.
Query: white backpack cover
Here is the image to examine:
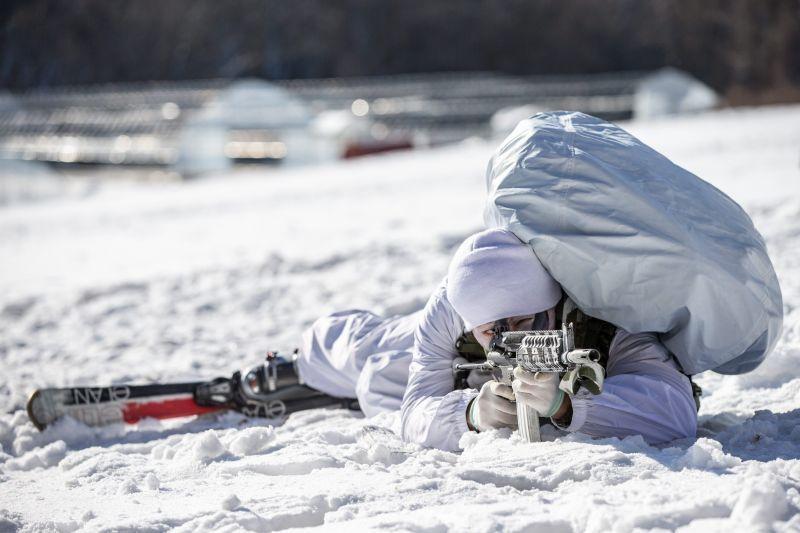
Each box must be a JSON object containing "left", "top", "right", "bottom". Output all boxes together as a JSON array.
[{"left": 484, "top": 111, "right": 782, "bottom": 375}]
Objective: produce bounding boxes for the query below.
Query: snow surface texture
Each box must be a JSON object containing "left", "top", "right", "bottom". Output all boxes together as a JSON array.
[{"left": 1, "top": 107, "right": 799, "bottom": 532}]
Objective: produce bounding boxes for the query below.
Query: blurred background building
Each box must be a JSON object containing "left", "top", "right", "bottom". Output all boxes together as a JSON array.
[
  {"left": 0, "top": 69, "right": 717, "bottom": 176},
  {"left": 0, "top": 0, "right": 796, "bottom": 178}
]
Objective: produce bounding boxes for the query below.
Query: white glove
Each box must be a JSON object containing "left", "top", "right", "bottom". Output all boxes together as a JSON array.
[
  {"left": 511, "top": 367, "right": 564, "bottom": 418},
  {"left": 467, "top": 381, "right": 517, "bottom": 432}
]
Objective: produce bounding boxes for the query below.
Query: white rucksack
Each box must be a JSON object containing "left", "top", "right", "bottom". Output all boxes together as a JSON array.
[{"left": 484, "top": 111, "right": 782, "bottom": 375}]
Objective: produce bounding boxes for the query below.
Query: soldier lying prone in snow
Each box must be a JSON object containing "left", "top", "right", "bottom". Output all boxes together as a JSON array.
[{"left": 294, "top": 228, "right": 698, "bottom": 451}]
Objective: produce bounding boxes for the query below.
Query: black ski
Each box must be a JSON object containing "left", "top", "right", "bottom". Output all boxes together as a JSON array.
[{"left": 27, "top": 356, "right": 359, "bottom": 430}]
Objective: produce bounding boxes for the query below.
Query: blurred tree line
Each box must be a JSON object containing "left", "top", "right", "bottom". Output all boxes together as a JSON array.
[{"left": 1, "top": 0, "right": 798, "bottom": 103}]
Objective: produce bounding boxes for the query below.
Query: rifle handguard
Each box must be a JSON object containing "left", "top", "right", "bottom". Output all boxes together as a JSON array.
[{"left": 453, "top": 324, "right": 606, "bottom": 443}]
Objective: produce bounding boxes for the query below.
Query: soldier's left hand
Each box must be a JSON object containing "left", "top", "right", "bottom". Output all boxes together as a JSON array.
[{"left": 511, "top": 367, "right": 564, "bottom": 418}]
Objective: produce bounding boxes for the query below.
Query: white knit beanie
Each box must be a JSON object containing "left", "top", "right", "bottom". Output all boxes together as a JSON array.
[{"left": 446, "top": 228, "right": 562, "bottom": 329}]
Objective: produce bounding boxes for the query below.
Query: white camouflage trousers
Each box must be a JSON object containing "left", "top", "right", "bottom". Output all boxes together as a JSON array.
[{"left": 297, "top": 309, "right": 422, "bottom": 417}]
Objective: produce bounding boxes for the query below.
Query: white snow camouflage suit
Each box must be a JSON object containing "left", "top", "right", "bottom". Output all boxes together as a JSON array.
[{"left": 298, "top": 278, "right": 697, "bottom": 452}]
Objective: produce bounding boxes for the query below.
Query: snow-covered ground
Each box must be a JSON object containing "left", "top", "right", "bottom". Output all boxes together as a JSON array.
[{"left": 1, "top": 106, "right": 799, "bottom": 532}]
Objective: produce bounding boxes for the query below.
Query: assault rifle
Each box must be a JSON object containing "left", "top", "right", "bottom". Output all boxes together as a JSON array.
[{"left": 454, "top": 323, "right": 605, "bottom": 442}]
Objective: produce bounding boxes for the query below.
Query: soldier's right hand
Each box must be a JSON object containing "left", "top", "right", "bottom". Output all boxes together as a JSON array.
[{"left": 467, "top": 381, "right": 517, "bottom": 432}]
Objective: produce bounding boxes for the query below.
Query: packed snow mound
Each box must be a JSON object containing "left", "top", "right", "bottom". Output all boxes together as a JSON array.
[{"left": 1, "top": 106, "right": 800, "bottom": 531}]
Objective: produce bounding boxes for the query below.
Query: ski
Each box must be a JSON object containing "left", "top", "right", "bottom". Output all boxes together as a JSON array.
[
  {"left": 26, "top": 381, "right": 222, "bottom": 430},
  {"left": 27, "top": 355, "right": 360, "bottom": 430}
]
